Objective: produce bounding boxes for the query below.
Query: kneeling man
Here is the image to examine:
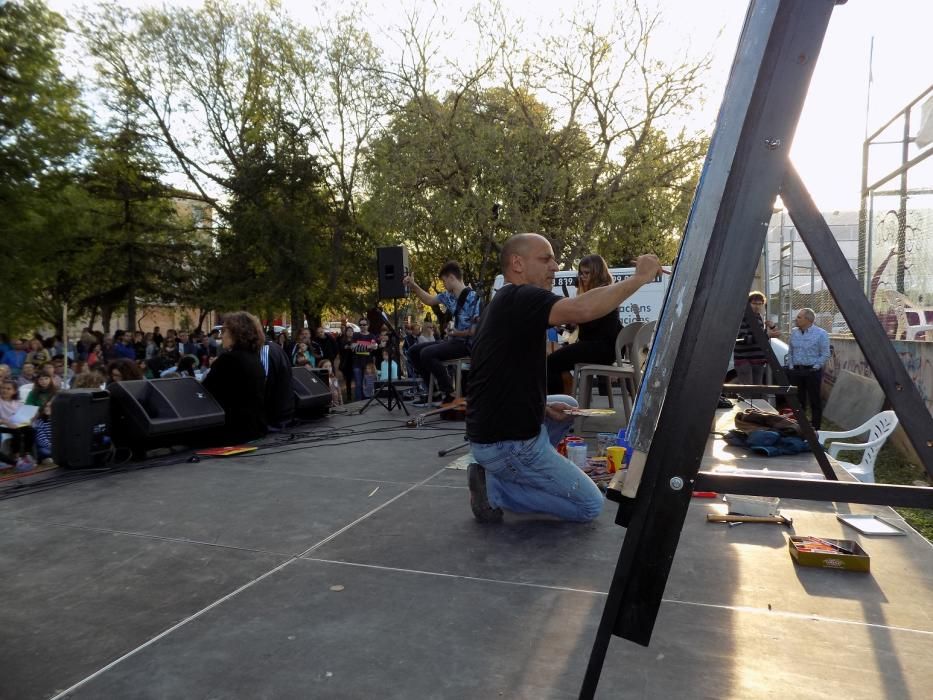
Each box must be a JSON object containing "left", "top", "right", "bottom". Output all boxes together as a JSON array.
[{"left": 466, "top": 233, "right": 662, "bottom": 523}]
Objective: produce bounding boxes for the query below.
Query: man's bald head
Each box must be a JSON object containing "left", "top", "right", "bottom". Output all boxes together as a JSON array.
[
  {"left": 500, "top": 233, "right": 547, "bottom": 273},
  {"left": 499, "top": 233, "right": 559, "bottom": 289}
]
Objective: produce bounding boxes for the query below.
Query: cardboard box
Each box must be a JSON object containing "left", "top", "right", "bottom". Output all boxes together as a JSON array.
[{"left": 788, "top": 536, "right": 870, "bottom": 572}]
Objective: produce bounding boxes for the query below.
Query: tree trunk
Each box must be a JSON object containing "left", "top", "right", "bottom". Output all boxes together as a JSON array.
[{"left": 101, "top": 304, "right": 113, "bottom": 334}]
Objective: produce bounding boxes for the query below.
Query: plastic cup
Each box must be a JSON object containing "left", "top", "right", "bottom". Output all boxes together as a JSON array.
[
  {"left": 567, "top": 444, "right": 588, "bottom": 468},
  {"left": 607, "top": 446, "right": 627, "bottom": 473}
]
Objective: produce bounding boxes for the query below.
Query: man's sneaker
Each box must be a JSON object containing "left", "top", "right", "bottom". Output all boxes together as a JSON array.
[{"left": 467, "top": 463, "right": 503, "bottom": 524}]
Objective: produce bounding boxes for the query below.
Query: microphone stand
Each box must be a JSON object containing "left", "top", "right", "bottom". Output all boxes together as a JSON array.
[{"left": 359, "top": 299, "right": 409, "bottom": 415}]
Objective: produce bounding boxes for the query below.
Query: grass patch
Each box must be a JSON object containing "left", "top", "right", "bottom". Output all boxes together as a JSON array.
[{"left": 823, "top": 419, "right": 932, "bottom": 542}]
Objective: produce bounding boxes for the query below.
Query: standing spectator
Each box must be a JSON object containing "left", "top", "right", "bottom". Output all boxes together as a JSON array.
[
  {"left": 2, "top": 339, "right": 27, "bottom": 376},
  {"left": 787, "top": 307, "right": 830, "bottom": 430},
  {"left": 337, "top": 326, "right": 356, "bottom": 403},
  {"left": 319, "top": 359, "right": 343, "bottom": 407},
  {"left": 350, "top": 319, "right": 379, "bottom": 401},
  {"left": 195, "top": 332, "right": 215, "bottom": 367},
  {"left": 312, "top": 327, "right": 338, "bottom": 364},
  {"left": 290, "top": 328, "right": 312, "bottom": 365},
  {"left": 152, "top": 326, "right": 164, "bottom": 347},
  {"left": 377, "top": 348, "right": 400, "bottom": 381},
  {"left": 733, "top": 291, "right": 780, "bottom": 386},
  {"left": 145, "top": 333, "right": 160, "bottom": 361}
]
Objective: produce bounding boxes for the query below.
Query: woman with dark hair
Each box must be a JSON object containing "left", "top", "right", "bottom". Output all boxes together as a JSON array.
[
  {"left": 106, "top": 357, "right": 145, "bottom": 385},
  {"left": 546, "top": 254, "right": 621, "bottom": 394},
  {"left": 201, "top": 311, "right": 266, "bottom": 444}
]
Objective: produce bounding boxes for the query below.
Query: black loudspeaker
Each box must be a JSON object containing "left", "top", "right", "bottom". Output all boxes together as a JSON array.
[
  {"left": 108, "top": 377, "right": 225, "bottom": 447},
  {"left": 292, "top": 367, "right": 331, "bottom": 414},
  {"left": 377, "top": 245, "right": 409, "bottom": 299},
  {"left": 51, "top": 390, "right": 112, "bottom": 468}
]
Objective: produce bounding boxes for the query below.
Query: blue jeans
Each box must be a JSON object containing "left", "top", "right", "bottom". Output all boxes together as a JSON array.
[{"left": 469, "top": 394, "right": 604, "bottom": 522}]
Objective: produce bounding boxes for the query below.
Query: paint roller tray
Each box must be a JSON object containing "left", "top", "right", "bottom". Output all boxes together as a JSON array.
[{"left": 723, "top": 494, "right": 780, "bottom": 517}]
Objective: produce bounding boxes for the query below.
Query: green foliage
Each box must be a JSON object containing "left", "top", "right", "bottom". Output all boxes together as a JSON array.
[{"left": 0, "top": 0, "right": 89, "bottom": 335}]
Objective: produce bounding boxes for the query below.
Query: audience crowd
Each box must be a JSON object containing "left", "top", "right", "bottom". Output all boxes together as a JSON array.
[{"left": 0, "top": 316, "right": 445, "bottom": 473}]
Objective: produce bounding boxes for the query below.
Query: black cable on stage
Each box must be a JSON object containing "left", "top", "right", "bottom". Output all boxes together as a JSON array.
[{"left": 0, "top": 422, "right": 467, "bottom": 500}]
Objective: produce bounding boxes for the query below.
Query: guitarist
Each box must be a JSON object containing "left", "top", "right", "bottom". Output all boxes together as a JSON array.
[{"left": 403, "top": 261, "right": 481, "bottom": 406}]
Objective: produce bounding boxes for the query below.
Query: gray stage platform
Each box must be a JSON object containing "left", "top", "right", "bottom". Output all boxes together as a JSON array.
[{"left": 1, "top": 401, "right": 931, "bottom": 699}]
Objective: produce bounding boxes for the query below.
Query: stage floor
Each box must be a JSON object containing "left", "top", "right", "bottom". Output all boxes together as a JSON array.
[{"left": 1, "top": 399, "right": 931, "bottom": 699}]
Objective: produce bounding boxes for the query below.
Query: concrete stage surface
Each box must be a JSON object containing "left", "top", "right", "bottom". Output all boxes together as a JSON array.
[{"left": 1, "top": 400, "right": 931, "bottom": 699}]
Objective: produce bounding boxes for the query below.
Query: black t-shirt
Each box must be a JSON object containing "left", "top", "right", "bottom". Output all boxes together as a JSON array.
[
  {"left": 578, "top": 308, "right": 621, "bottom": 344},
  {"left": 466, "top": 284, "right": 560, "bottom": 443}
]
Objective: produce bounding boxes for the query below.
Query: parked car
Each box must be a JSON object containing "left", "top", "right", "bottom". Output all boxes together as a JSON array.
[{"left": 324, "top": 321, "right": 360, "bottom": 335}]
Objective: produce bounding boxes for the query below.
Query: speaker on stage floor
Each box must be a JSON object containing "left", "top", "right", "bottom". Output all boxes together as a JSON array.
[
  {"left": 51, "top": 390, "right": 112, "bottom": 468},
  {"left": 108, "top": 377, "right": 225, "bottom": 449},
  {"left": 292, "top": 367, "right": 331, "bottom": 414},
  {"left": 377, "top": 245, "right": 409, "bottom": 300}
]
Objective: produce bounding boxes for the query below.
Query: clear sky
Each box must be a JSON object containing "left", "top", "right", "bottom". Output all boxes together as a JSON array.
[{"left": 49, "top": 0, "right": 933, "bottom": 212}]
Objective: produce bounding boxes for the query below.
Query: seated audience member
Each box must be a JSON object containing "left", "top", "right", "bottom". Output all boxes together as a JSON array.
[
  {"left": 71, "top": 370, "right": 106, "bottom": 389},
  {"left": 106, "top": 358, "right": 144, "bottom": 385},
  {"left": 50, "top": 355, "right": 66, "bottom": 387},
  {"left": 112, "top": 331, "right": 136, "bottom": 360},
  {"left": 260, "top": 338, "right": 294, "bottom": 430},
  {"left": 33, "top": 399, "right": 53, "bottom": 464},
  {"left": 161, "top": 338, "right": 180, "bottom": 365},
  {"left": 26, "top": 372, "right": 57, "bottom": 406},
  {"left": 1, "top": 339, "right": 27, "bottom": 376},
  {"left": 16, "top": 362, "right": 37, "bottom": 388},
  {"left": 25, "top": 337, "right": 51, "bottom": 367},
  {"left": 403, "top": 261, "right": 481, "bottom": 405},
  {"left": 145, "top": 333, "right": 160, "bottom": 361},
  {"left": 201, "top": 311, "right": 267, "bottom": 444},
  {"left": 176, "top": 330, "right": 198, "bottom": 357},
  {"left": 0, "top": 379, "right": 35, "bottom": 471},
  {"left": 86, "top": 342, "right": 102, "bottom": 368},
  {"left": 0, "top": 364, "right": 10, "bottom": 382},
  {"left": 546, "top": 254, "right": 620, "bottom": 394},
  {"left": 132, "top": 331, "right": 147, "bottom": 360},
  {"left": 418, "top": 321, "right": 437, "bottom": 344},
  {"left": 466, "top": 233, "right": 662, "bottom": 523},
  {"left": 162, "top": 355, "right": 199, "bottom": 378}
]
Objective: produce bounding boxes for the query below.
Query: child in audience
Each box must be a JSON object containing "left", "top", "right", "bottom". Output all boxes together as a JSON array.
[
  {"left": 319, "top": 359, "right": 343, "bottom": 406},
  {"left": 0, "top": 379, "right": 34, "bottom": 471},
  {"left": 377, "top": 348, "right": 399, "bottom": 381},
  {"left": 26, "top": 372, "right": 57, "bottom": 406},
  {"left": 33, "top": 399, "right": 53, "bottom": 464},
  {"left": 362, "top": 362, "right": 377, "bottom": 398}
]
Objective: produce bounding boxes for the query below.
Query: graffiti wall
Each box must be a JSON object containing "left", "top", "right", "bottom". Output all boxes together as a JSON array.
[{"left": 824, "top": 336, "right": 933, "bottom": 461}]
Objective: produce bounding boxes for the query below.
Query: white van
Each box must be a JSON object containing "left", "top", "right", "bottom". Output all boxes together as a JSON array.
[{"left": 492, "top": 267, "right": 671, "bottom": 325}]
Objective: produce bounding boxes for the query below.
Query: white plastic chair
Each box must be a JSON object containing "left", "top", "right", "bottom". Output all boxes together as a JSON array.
[
  {"left": 885, "top": 289, "right": 933, "bottom": 341},
  {"left": 816, "top": 410, "right": 899, "bottom": 483}
]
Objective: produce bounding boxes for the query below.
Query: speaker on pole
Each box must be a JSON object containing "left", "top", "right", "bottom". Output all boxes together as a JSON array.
[
  {"left": 377, "top": 245, "right": 410, "bottom": 300},
  {"left": 51, "top": 390, "right": 112, "bottom": 468}
]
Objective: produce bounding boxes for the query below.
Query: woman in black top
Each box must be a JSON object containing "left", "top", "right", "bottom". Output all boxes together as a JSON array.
[
  {"left": 201, "top": 311, "right": 266, "bottom": 444},
  {"left": 546, "top": 254, "right": 621, "bottom": 394}
]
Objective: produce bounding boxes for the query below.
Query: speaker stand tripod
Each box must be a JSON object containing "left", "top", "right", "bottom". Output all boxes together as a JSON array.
[{"left": 359, "top": 302, "right": 410, "bottom": 415}]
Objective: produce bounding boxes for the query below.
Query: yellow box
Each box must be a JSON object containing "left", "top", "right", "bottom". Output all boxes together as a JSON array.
[{"left": 788, "top": 536, "right": 870, "bottom": 572}]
